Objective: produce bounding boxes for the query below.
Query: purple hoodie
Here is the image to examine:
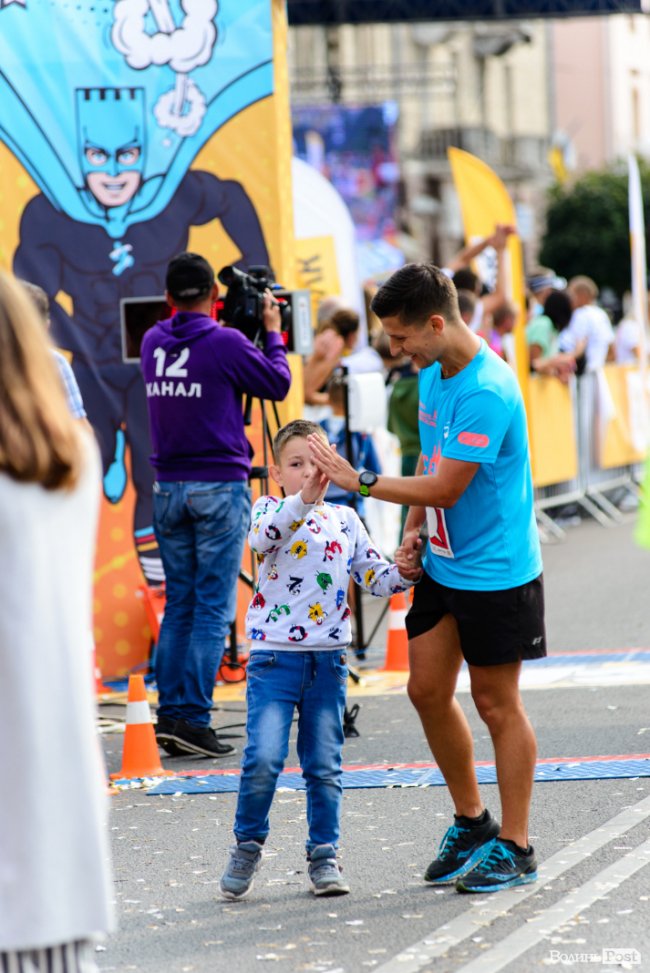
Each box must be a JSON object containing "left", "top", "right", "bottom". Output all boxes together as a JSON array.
[{"left": 141, "top": 311, "right": 291, "bottom": 481}]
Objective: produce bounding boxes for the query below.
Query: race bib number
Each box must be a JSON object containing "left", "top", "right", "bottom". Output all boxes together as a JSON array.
[{"left": 426, "top": 506, "right": 455, "bottom": 559}]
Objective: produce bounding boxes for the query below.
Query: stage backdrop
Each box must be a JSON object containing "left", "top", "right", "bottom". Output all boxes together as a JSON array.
[{"left": 0, "top": 0, "right": 298, "bottom": 679}]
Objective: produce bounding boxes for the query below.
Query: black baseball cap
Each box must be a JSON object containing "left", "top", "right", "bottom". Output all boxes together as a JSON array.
[{"left": 166, "top": 252, "right": 215, "bottom": 301}]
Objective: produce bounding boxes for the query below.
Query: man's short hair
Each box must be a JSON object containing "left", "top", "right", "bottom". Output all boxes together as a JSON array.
[
  {"left": 273, "top": 419, "right": 327, "bottom": 462},
  {"left": 20, "top": 280, "right": 50, "bottom": 323},
  {"left": 166, "top": 252, "right": 215, "bottom": 303},
  {"left": 370, "top": 263, "right": 459, "bottom": 325}
]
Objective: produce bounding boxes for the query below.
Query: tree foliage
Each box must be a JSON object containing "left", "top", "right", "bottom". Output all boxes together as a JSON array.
[{"left": 539, "top": 161, "right": 650, "bottom": 299}]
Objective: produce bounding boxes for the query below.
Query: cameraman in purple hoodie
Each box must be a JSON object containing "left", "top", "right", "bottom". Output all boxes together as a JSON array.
[{"left": 141, "top": 252, "right": 291, "bottom": 758}]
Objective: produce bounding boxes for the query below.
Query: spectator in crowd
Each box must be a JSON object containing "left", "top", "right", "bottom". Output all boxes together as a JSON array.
[
  {"left": 527, "top": 289, "right": 578, "bottom": 382},
  {"left": 20, "top": 280, "right": 90, "bottom": 425},
  {"left": 0, "top": 271, "right": 114, "bottom": 972},
  {"left": 308, "top": 263, "right": 545, "bottom": 895},
  {"left": 140, "top": 252, "right": 291, "bottom": 759},
  {"left": 303, "top": 306, "right": 383, "bottom": 407},
  {"left": 526, "top": 267, "right": 566, "bottom": 318},
  {"left": 447, "top": 224, "right": 516, "bottom": 334},
  {"left": 327, "top": 308, "right": 385, "bottom": 375},
  {"left": 319, "top": 375, "right": 381, "bottom": 521},
  {"left": 615, "top": 292, "right": 650, "bottom": 365},
  {"left": 478, "top": 300, "right": 518, "bottom": 360},
  {"left": 387, "top": 357, "right": 420, "bottom": 532},
  {"left": 456, "top": 289, "right": 478, "bottom": 327},
  {"left": 557, "top": 276, "right": 615, "bottom": 371},
  {"left": 303, "top": 326, "right": 346, "bottom": 407}
]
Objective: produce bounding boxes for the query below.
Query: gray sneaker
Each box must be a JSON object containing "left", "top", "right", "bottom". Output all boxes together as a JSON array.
[
  {"left": 219, "top": 840, "right": 264, "bottom": 900},
  {"left": 308, "top": 844, "right": 350, "bottom": 896}
]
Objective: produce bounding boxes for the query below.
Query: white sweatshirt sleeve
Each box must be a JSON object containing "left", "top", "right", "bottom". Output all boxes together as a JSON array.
[{"left": 347, "top": 511, "right": 415, "bottom": 598}]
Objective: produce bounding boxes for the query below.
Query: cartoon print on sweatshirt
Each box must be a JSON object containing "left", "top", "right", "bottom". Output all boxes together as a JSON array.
[
  {"left": 316, "top": 572, "right": 333, "bottom": 593},
  {"left": 287, "top": 539, "right": 308, "bottom": 559},
  {"left": 245, "top": 492, "right": 414, "bottom": 649},
  {"left": 266, "top": 603, "right": 291, "bottom": 624},
  {"left": 323, "top": 540, "right": 342, "bottom": 561},
  {"left": 308, "top": 602, "right": 327, "bottom": 625}
]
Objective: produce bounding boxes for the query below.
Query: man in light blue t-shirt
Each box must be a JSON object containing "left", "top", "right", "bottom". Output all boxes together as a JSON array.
[{"left": 308, "top": 263, "right": 545, "bottom": 896}]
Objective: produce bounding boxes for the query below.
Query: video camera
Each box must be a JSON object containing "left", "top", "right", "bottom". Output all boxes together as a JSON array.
[{"left": 218, "top": 265, "right": 313, "bottom": 355}]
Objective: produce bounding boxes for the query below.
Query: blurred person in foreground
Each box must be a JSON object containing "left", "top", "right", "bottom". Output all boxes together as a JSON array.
[
  {"left": 307, "top": 263, "right": 545, "bottom": 895},
  {"left": 140, "top": 252, "right": 291, "bottom": 759},
  {"left": 0, "top": 271, "right": 114, "bottom": 970}
]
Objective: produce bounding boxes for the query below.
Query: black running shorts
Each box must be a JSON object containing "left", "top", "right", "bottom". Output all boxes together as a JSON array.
[{"left": 405, "top": 571, "right": 547, "bottom": 667}]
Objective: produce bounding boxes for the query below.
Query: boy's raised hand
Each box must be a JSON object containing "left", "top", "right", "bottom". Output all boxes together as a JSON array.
[
  {"left": 307, "top": 434, "right": 359, "bottom": 492},
  {"left": 300, "top": 464, "right": 329, "bottom": 505}
]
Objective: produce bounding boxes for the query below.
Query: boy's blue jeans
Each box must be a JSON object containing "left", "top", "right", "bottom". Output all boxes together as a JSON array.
[
  {"left": 234, "top": 649, "right": 348, "bottom": 854},
  {"left": 153, "top": 480, "right": 250, "bottom": 727}
]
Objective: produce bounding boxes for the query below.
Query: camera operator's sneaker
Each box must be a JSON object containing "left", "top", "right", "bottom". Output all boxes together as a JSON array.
[
  {"left": 155, "top": 716, "right": 184, "bottom": 757},
  {"left": 307, "top": 845, "right": 350, "bottom": 896},
  {"left": 170, "top": 719, "right": 235, "bottom": 758},
  {"left": 456, "top": 838, "right": 537, "bottom": 893},
  {"left": 219, "top": 841, "right": 264, "bottom": 900},
  {"left": 424, "top": 809, "right": 500, "bottom": 885}
]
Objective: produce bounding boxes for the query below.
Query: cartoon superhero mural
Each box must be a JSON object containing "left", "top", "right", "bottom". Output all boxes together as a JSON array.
[{"left": 0, "top": 0, "right": 274, "bottom": 589}]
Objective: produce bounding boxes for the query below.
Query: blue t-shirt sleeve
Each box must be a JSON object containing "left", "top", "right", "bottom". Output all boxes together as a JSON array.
[{"left": 442, "top": 389, "right": 513, "bottom": 465}]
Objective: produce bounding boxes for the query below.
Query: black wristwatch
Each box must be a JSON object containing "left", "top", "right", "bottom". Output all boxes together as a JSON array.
[{"left": 358, "top": 470, "right": 378, "bottom": 497}]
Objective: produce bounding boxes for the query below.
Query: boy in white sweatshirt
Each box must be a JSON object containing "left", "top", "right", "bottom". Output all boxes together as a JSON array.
[{"left": 219, "top": 419, "right": 420, "bottom": 899}]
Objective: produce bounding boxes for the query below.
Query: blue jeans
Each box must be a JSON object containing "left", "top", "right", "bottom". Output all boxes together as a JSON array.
[
  {"left": 153, "top": 480, "right": 251, "bottom": 726},
  {"left": 234, "top": 649, "right": 348, "bottom": 853}
]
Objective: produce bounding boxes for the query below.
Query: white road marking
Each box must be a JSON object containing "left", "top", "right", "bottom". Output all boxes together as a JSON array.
[
  {"left": 374, "top": 794, "right": 650, "bottom": 973},
  {"left": 455, "top": 837, "right": 650, "bottom": 973}
]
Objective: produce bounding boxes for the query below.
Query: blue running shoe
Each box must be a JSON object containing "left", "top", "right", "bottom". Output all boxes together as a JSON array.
[
  {"left": 424, "top": 809, "right": 500, "bottom": 885},
  {"left": 456, "top": 838, "right": 537, "bottom": 893}
]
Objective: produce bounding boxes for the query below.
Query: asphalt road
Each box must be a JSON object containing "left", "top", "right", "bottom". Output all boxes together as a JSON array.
[{"left": 98, "top": 514, "right": 650, "bottom": 973}]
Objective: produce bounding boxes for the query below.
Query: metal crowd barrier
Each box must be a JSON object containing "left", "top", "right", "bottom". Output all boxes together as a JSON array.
[{"left": 534, "top": 370, "right": 642, "bottom": 538}]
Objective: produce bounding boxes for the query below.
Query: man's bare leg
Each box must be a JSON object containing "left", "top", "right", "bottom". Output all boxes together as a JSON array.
[
  {"left": 407, "top": 614, "right": 483, "bottom": 818},
  {"left": 469, "top": 661, "right": 537, "bottom": 849}
]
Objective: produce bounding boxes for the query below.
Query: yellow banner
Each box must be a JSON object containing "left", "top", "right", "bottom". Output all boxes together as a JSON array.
[
  {"left": 528, "top": 377, "right": 578, "bottom": 488},
  {"left": 295, "top": 235, "right": 342, "bottom": 323},
  {"left": 447, "top": 147, "right": 530, "bottom": 413}
]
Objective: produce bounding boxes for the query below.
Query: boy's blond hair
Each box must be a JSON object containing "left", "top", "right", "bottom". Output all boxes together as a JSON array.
[{"left": 272, "top": 419, "right": 328, "bottom": 462}]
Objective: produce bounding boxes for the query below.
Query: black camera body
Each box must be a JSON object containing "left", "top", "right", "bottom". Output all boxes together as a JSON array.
[{"left": 218, "top": 265, "right": 313, "bottom": 355}]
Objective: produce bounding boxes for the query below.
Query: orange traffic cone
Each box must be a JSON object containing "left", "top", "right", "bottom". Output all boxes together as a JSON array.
[
  {"left": 94, "top": 648, "right": 111, "bottom": 696},
  {"left": 110, "top": 675, "right": 173, "bottom": 780},
  {"left": 381, "top": 591, "right": 410, "bottom": 671}
]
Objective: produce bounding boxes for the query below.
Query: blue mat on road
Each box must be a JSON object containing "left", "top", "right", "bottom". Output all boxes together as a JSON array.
[{"left": 145, "top": 757, "right": 650, "bottom": 795}]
